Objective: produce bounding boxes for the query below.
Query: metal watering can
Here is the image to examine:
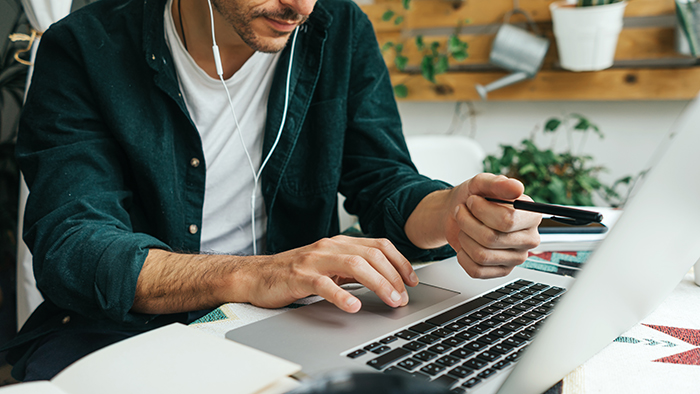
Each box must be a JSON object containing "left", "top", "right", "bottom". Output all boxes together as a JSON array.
[{"left": 475, "top": 9, "right": 550, "bottom": 100}]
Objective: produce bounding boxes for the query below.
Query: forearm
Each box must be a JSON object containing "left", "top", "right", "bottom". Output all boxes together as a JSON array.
[
  {"left": 404, "top": 188, "right": 454, "bottom": 250},
  {"left": 132, "top": 249, "right": 259, "bottom": 314}
]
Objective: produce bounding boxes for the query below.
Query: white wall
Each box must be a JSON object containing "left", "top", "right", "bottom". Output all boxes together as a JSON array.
[{"left": 398, "top": 100, "right": 690, "bottom": 204}]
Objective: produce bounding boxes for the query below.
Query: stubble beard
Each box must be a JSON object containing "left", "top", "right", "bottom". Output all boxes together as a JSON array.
[{"left": 211, "top": 0, "right": 308, "bottom": 53}]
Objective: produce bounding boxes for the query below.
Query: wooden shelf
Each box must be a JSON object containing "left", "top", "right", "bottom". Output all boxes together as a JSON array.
[{"left": 361, "top": 0, "right": 700, "bottom": 101}]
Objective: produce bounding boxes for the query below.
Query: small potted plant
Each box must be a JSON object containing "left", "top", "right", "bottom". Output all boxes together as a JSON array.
[
  {"left": 549, "top": 0, "right": 628, "bottom": 71},
  {"left": 483, "top": 113, "right": 633, "bottom": 207}
]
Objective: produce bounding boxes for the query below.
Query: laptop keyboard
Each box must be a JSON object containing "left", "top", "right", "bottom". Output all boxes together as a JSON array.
[{"left": 343, "top": 280, "right": 565, "bottom": 393}]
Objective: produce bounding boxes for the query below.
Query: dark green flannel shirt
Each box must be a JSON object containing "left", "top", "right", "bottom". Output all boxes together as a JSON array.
[{"left": 7, "top": 0, "right": 454, "bottom": 378}]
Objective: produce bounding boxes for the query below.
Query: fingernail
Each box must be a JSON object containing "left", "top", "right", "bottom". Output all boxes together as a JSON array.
[
  {"left": 409, "top": 271, "right": 418, "bottom": 284},
  {"left": 401, "top": 291, "right": 409, "bottom": 305},
  {"left": 346, "top": 297, "right": 358, "bottom": 307},
  {"left": 454, "top": 205, "right": 460, "bottom": 218},
  {"left": 466, "top": 197, "right": 473, "bottom": 210},
  {"left": 390, "top": 290, "right": 401, "bottom": 302}
]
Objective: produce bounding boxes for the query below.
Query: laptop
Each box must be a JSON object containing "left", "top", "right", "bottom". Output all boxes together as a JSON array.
[{"left": 226, "top": 97, "right": 700, "bottom": 394}]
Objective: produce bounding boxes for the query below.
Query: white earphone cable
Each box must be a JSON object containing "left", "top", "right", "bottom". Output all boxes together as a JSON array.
[{"left": 207, "top": 0, "right": 298, "bottom": 255}]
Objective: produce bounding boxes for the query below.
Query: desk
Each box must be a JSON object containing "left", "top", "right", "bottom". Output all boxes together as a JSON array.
[{"left": 189, "top": 268, "right": 700, "bottom": 393}]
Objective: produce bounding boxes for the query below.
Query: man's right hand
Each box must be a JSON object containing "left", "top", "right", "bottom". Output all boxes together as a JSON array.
[
  {"left": 133, "top": 236, "right": 418, "bottom": 315},
  {"left": 233, "top": 236, "right": 418, "bottom": 313}
]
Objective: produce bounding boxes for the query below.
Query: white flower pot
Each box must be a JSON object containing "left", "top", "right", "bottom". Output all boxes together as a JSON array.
[{"left": 550, "top": 1, "right": 628, "bottom": 71}]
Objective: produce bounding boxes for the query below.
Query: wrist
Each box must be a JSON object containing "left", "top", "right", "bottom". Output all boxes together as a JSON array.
[{"left": 405, "top": 188, "right": 453, "bottom": 249}]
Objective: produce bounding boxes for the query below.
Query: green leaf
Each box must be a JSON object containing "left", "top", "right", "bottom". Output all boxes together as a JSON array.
[
  {"left": 395, "top": 55, "right": 408, "bottom": 71},
  {"left": 415, "top": 36, "right": 425, "bottom": 51},
  {"left": 402, "top": 0, "right": 411, "bottom": 10},
  {"left": 395, "top": 43, "right": 404, "bottom": 53},
  {"left": 394, "top": 16, "right": 404, "bottom": 25},
  {"left": 382, "top": 10, "right": 395, "bottom": 21},
  {"left": 544, "top": 118, "right": 561, "bottom": 132},
  {"left": 430, "top": 41, "right": 440, "bottom": 56},
  {"left": 393, "top": 84, "right": 408, "bottom": 98},
  {"left": 447, "top": 35, "right": 468, "bottom": 53},
  {"left": 520, "top": 163, "right": 537, "bottom": 175},
  {"left": 421, "top": 56, "right": 436, "bottom": 83},
  {"left": 381, "top": 42, "right": 394, "bottom": 52},
  {"left": 451, "top": 49, "right": 468, "bottom": 61},
  {"left": 435, "top": 55, "right": 449, "bottom": 75}
]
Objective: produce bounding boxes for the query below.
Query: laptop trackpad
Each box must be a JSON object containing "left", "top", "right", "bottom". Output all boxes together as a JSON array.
[{"left": 355, "top": 283, "right": 460, "bottom": 320}]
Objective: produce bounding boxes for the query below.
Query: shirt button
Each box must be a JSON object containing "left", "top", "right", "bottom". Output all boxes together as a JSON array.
[
  {"left": 62, "top": 316, "right": 71, "bottom": 324},
  {"left": 190, "top": 158, "right": 200, "bottom": 168},
  {"left": 189, "top": 224, "right": 198, "bottom": 234}
]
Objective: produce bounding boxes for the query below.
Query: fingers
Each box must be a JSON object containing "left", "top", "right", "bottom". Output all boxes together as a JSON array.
[
  {"left": 456, "top": 250, "right": 515, "bottom": 279},
  {"left": 467, "top": 173, "right": 524, "bottom": 201},
  {"left": 454, "top": 204, "right": 540, "bottom": 250},
  {"left": 281, "top": 236, "right": 417, "bottom": 313},
  {"left": 311, "top": 275, "right": 362, "bottom": 313}
]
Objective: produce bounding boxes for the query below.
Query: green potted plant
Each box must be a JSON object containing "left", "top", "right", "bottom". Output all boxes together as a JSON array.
[
  {"left": 483, "top": 113, "right": 634, "bottom": 207},
  {"left": 549, "top": 0, "right": 628, "bottom": 71}
]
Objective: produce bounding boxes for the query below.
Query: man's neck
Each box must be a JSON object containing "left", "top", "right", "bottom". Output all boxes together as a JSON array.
[{"left": 173, "top": 0, "right": 255, "bottom": 79}]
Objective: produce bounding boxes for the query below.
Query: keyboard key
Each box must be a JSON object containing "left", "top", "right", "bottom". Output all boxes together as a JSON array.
[
  {"left": 514, "top": 279, "right": 533, "bottom": 286},
  {"left": 415, "top": 350, "right": 439, "bottom": 362},
  {"left": 433, "top": 374, "right": 458, "bottom": 388},
  {"left": 463, "top": 341, "right": 486, "bottom": 352},
  {"left": 425, "top": 297, "right": 491, "bottom": 326},
  {"left": 514, "top": 303, "right": 532, "bottom": 311},
  {"left": 504, "top": 337, "right": 526, "bottom": 347},
  {"left": 530, "top": 284, "right": 548, "bottom": 291},
  {"left": 490, "top": 343, "right": 515, "bottom": 355},
  {"left": 482, "top": 318, "right": 500, "bottom": 327},
  {"left": 409, "top": 322, "right": 437, "bottom": 334},
  {"left": 363, "top": 342, "right": 381, "bottom": 351},
  {"left": 346, "top": 349, "right": 366, "bottom": 359},
  {"left": 454, "top": 331, "right": 479, "bottom": 341},
  {"left": 443, "top": 337, "right": 466, "bottom": 347},
  {"left": 448, "top": 365, "right": 475, "bottom": 379},
  {"left": 463, "top": 357, "right": 488, "bottom": 370},
  {"left": 462, "top": 377, "right": 482, "bottom": 388},
  {"left": 366, "top": 347, "right": 411, "bottom": 370},
  {"left": 502, "top": 322, "right": 524, "bottom": 331},
  {"left": 476, "top": 334, "right": 499, "bottom": 345},
  {"left": 380, "top": 336, "right": 398, "bottom": 344},
  {"left": 371, "top": 345, "right": 391, "bottom": 354},
  {"left": 543, "top": 287, "right": 565, "bottom": 297},
  {"left": 456, "top": 316, "right": 479, "bottom": 325},
  {"left": 436, "top": 355, "right": 461, "bottom": 367},
  {"left": 428, "top": 343, "right": 452, "bottom": 354},
  {"left": 493, "top": 313, "right": 512, "bottom": 322},
  {"left": 450, "top": 347, "right": 475, "bottom": 359},
  {"left": 445, "top": 322, "right": 467, "bottom": 332},
  {"left": 403, "top": 341, "right": 427, "bottom": 351},
  {"left": 432, "top": 328, "right": 454, "bottom": 338},
  {"left": 450, "top": 388, "right": 467, "bottom": 394},
  {"left": 523, "top": 312, "right": 544, "bottom": 320},
  {"left": 397, "top": 358, "right": 423, "bottom": 371},
  {"left": 493, "top": 360, "right": 512, "bottom": 370},
  {"left": 477, "top": 368, "right": 496, "bottom": 380},
  {"left": 395, "top": 330, "right": 420, "bottom": 340},
  {"left": 417, "top": 335, "right": 441, "bottom": 345},
  {"left": 420, "top": 363, "right": 446, "bottom": 376},
  {"left": 475, "top": 350, "right": 500, "bottom": 363},
  {"left": 490, "top": 328, "right": 513, "bottom": 338},
  {"left": 483, "top": 291, "right": 506, "bottom": 300}
]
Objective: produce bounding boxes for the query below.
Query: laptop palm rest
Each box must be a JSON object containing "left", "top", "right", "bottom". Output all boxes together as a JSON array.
[{"left": 354, "top": 282, "right": 459, "bottom": 320}]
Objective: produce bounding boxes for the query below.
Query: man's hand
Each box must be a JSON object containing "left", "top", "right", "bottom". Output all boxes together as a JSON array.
[
  {"left": 134, "top": 236, "right": 418, "bottom": 315},
  {"left": 234, "top": 236, "right": 418, "bottom": 313},
  {"left": 405, "top": 173, "right": 541, "bottom": 279}
]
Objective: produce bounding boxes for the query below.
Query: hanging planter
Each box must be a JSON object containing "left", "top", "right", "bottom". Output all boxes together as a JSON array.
[{"left": 550, "top": 0, "right": 628, "bottom": 72}]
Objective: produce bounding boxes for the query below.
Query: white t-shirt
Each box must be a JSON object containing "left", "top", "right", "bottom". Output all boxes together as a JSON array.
[{"left": 164, "top": 0, "right": 281, "bottom": 255}]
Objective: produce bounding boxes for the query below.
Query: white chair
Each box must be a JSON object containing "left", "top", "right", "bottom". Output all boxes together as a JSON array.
[
  {"left": 404, "top": 134, "right": 485, "bottom": 186},
  {"left": 338, "top": 134, "right": 485, "bottom": 231}
]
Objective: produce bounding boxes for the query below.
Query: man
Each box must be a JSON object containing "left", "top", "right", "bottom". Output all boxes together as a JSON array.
[{"left": 5, "top": 0, "right": 541, "bottom": 381}]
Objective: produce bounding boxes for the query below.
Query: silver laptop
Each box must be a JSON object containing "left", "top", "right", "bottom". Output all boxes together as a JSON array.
[{"left": 226, "top": 97, "right": 700, "bottom": 394}]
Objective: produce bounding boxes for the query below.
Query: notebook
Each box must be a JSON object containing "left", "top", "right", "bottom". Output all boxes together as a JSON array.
[{"left": 226, "top": 97, "right": 700, "bottom": 394}]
